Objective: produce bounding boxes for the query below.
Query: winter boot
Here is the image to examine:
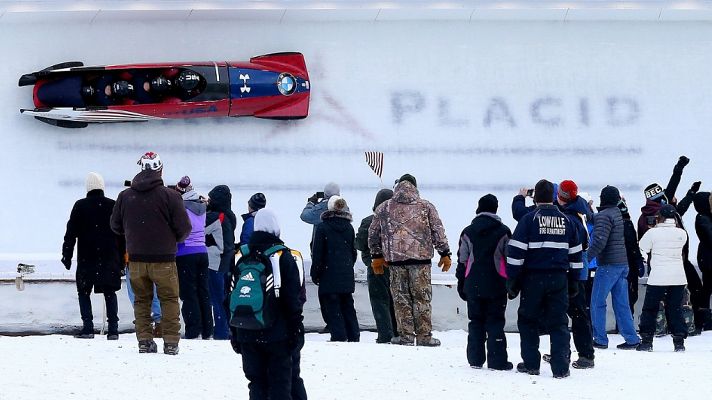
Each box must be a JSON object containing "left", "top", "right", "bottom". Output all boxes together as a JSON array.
[
  {"left": 488, "top": 362, "right": 514, "bottom": 371},
  {"left": 572, "top": 357, "right": 595, "bottom": 369},
  {"left": 553, "top": 369, "right": 571, "bottom": 379},
  {"left": 152, "top": 321, "right": 163, "bottom": 338},
  {"left": 516, "top": 363, "right": 540, "bottom": 376},
  {"left": 391, "top": 336, "right": 414, "bottom": 346},
  {"left": 416, "top": 337, "right": 441, "bottom": 347},
  {"left": 138, "top": 340, "right": 158, "bottom": 354},
  {"left": 107, "top": 321, "right": 119, "bottom": 340},
  {"left": 542, "top": 354, "right": 552, "bottom": 363},
  {"left": 673, "top": 336, "right": 685, "bottom": 352},
  {"left": 74, "top": 324, "right": 94, "bottom": 339},
  {"left": 616, "top": 342, "right": 639, "bottom": 350},
  {"left": 164, "top": 342, "right": 180, "bottom": 355}
]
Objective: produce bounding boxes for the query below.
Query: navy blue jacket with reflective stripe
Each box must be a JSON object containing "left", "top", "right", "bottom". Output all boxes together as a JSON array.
[{"left": 506, "top": 204, "right": 583, "bottom": 280}]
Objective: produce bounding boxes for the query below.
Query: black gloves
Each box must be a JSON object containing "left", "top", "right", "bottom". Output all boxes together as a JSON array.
[
  {"left": 456, "top": 279, "right": 466, "bottom": 301},
  {"left": 61, "top": 257, "right": 71, "bottom": 270},
  {"left": 506, "top": 278, "right": 520, "bottom": 300},
  {"left": 689, "top": 181, "right": 702, "bottom": 194},
  {"left": 288, "top": 322, "right": 305, "bottom": 352},
  {"left": 307, "top": 193, "right": 319, "bottom": 204},
  {"left": 568, "top": 279, "right": 580, "bottom": 298},
  {"left": 230, "top": 336, "right": 242, "bottom": 355},
  {"left": 674, "top": 155, "right": 690, "bottom": 173},
  {"left": 617, "top": 199, "right": 630, "bottom": 220}
]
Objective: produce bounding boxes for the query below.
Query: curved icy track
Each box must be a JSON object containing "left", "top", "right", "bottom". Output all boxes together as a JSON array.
[{"left": 1, "top": 15, "right": 711, "bottom": 264}]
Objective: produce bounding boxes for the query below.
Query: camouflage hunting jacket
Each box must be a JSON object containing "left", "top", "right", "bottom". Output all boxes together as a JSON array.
[{"left": 368, "top": 181, "right": 450, "bottom": 266}]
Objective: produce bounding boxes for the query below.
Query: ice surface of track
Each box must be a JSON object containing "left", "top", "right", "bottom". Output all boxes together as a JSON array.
[{"left": 1, "top": 14, "right": 711, "bottom": 273}]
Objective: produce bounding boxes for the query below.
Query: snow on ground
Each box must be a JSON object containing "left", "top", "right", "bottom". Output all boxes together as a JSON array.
[{"left": 1, "top": 331, "right": 711, "bottom": 400}]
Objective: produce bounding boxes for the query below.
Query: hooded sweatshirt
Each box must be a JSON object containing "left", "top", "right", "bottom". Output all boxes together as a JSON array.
[
  {"left": 177, "top": 190, "right": 207, "bottom": 256},
  {"left": 110, "top": 169, "right": 191, "bottom": 262},
  {"left": 205, "top": 185, "right": 236, "bottom": 273}
]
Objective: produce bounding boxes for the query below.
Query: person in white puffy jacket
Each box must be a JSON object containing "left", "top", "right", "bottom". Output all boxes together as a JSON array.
[{"left": 637, "top": 204, "right": 689, "bottom": 352}]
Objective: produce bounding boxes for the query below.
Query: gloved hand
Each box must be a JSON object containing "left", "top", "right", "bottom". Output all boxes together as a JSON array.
[
  {"left": 307, "top": 193, "right": 319, "bottom": 204},
  {"left": 639, "top": 261, "right": 648, "bottom": 278},
  {"left": 568, "top": 280, "right": 580, "bottom": 298},
  {"left": 674, "top": 155, "right": 690, "bottom": 173},
  {"left": 288, "top": 322, "right": 305, "bottom": 352},
  {"left": 617, "top": 199, "right": 630, "bottom": 219},
  {"left": 689, "top": 181, "right": 702, "bottom": 194},
  {"left": 230, "top": 337, "right": 242, "bottom": 355},
  {"left": 61, "top": 257, "right": 71, "bottom": 270},
  {"left": 372, "top": 258, "right": 386, "bottom": 275},
  {"left": 438, "top": 255, "right": 452, "bottom": 272},
  {"left": 456, "top": 279, "right": 466, "bottom": 301},
  {"left": 506, "top": 278, "right": 520, "bottom": 300}
]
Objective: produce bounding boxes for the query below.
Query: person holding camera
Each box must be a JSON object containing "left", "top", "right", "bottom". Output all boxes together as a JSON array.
[
  {"left": 505, "top": 179, "right": 583, "bottom": 378},
  {"left": 300, "top": 182, "right": 341, "bottom": 331},
  {"left": 62, "top": 172, "right": 124, "bottom": 340},
  {"left": 512, "top": 187, "right": 537, "bottom": 222}
]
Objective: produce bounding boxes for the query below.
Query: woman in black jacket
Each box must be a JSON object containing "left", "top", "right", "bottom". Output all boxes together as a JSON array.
[
  {"left": 311, "top": 196, "right": 359, "bottom": 342},
  {"left": 62, "top": 172, "right": 124, "bottom": 339}
]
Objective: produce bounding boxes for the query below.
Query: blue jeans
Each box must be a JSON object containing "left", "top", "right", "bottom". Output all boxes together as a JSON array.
[
  {"left": 125, "top": 266, "right": 162, "bottom": 322},
  {"left": 209, "top": 269, "right": 230, "bottom": 340},
  {"left": 590, "top": 264, "right": 639, "bottom": 345}
]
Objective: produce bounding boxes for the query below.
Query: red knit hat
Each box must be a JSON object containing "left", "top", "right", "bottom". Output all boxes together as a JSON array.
[{"left": 558, "top": 180, "right": 578, "bottom": 203}]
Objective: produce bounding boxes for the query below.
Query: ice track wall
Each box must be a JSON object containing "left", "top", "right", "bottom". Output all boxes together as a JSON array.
[{"left": 1, "top": 16, "right": 711, "bottom": 275}]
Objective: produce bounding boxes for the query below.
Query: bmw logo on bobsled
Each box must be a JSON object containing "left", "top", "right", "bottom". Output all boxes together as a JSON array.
[{"left": 18, "top": 52, "right": 310, "bottom": 128}]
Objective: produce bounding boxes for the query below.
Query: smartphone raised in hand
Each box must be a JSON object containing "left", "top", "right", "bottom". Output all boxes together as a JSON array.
[{"left": 526, "top": 189, "right": 534, "bottom": 197}]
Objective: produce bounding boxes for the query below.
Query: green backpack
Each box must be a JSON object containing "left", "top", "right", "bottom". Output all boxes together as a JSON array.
[{"left": 229, "top": 244, "right": 286, "bottom": 330}]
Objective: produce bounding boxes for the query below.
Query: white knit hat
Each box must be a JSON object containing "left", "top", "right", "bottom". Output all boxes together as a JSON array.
[
  {"left": 254, "top": 208, "right": 281, "bottom": 237},
  {"left": 137, "top": 151, "right": 163, "bottom": 171},
  {"left": 327, "top": 195, "right": 348, "bottom": 212},
  {"left": 86, "top": 172, "right": 105, "bottom": 192}
]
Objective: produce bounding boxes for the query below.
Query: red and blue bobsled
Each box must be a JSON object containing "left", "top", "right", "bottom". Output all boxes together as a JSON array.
[{"left": 18, "top": 52, "right": 310, "bottom": 128}]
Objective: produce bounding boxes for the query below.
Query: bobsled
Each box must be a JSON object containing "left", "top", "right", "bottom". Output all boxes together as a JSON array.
[{"left": 18, "top": 52, "right": 310, "bottom": 128}]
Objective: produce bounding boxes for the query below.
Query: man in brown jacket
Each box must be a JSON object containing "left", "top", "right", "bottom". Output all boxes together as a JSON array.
[
  {"left": 111, "top": 152, "right": 191, "bottom": 355},
  {"left": 368, "top": 174, "right": 451, "bottom": 346}
]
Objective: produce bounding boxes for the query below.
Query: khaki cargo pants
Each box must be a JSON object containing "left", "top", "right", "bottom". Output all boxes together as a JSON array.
[
  {"left": 389, "top": 264, "right": 433, "bottom": 341},
  {"left": 129, "top": 261, "right": 181, "bottom": 344}
]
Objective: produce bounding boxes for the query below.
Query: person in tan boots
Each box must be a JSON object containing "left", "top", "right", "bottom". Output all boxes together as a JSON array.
[
  {"left": 111, "top": 152, "right": 191, "bottom": 355},
  {"left": 368, "top": 174, "right": 451, "bottom": 346}
]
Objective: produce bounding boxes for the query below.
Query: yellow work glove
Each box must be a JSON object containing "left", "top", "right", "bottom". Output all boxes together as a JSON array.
[
  {"left": 372, "top": 258, "right": 386, "bottom": 275},
  {"left": 438, "top": 255, "right": 452, "bottom": 272}
]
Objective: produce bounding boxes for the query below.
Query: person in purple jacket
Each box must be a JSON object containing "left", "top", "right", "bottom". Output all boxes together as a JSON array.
[{"left": 175, "top": 176, "right": 214, "bottom": 339}]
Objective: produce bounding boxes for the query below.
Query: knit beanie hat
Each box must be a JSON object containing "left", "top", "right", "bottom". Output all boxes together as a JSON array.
[
  {"left": 176, "top": 176, "right": 192, "bottom": 194},
  {"left": 399, "top": 174, "right": 417, "bottom": 188},
  {"left": 373, "top": 189, "right": 393, "bottom": 211},
  {"left": 644, "top": 183, "right": 667, "bottom": 203},
  {"left": 328, "top": 195, "right": 348, "bottom": 212},
  {"left": 476, "top": 194, "right": 498, "bottom": 214},
  {"left": 558, "top": 180, "right": 578, "bottom": 203},
  {"left": 248, "top": 192, "right": 267, "bottom": 211},
  {"left": 137, "top": 151, "right": 163, "bottom": 171},
  {"left": 600, "top": 185, "right": 621, "bottom": 207},
  {"left": 254, "top": 208, "right": 280, "bottom": 237},
  {"left": 533, "top": 179, "right": 554, "bottom": 203},
  {"left": 324, "top": 182, "right": 341, "bottom": 198},
  {"left": 86, "top": 172, "right": 104, "bottom": 192},
  {"left": 659, "top": 204, "right": 677, "bottom": 219}
]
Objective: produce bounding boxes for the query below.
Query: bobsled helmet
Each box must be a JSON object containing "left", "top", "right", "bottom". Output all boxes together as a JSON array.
[
  {"left": 176, "top": 70, "right": 201, "bottom": 91},
  {"left": 150, "top": 76, "right": 172, "bottom": 93},
  {"left": 81, "top": 85, "right": 95, "bottom": 98},
  {"left": 112, "top": 80, "right": 134, "bottom": 97}
]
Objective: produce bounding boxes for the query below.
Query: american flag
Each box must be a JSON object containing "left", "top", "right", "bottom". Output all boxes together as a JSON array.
[{"left": 365, "top": 151, "right": 384, "bottom": 178}]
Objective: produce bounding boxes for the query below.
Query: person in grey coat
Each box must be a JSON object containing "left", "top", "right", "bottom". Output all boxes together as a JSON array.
[{"left": 588, "top": 186, "right": 641, "bottom": 350}]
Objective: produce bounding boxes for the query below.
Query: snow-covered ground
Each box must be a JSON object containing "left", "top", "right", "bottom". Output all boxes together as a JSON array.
[{"left": 1, "top": 330, "right": 710, "bottom": 399}]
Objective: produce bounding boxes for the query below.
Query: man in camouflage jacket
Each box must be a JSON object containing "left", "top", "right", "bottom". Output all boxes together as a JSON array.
[{"left": 368, "top": 174, "right": 451, "bottom": 346}]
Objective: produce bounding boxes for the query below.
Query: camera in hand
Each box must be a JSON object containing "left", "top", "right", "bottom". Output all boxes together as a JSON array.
[
  {"left": 316, "top": 191, "right": 325, "bottom": 200},
  {"left": 124, "top": 180, "right": 131, "bottom": 187},
  {"left": 526, "top": 189, "right": 534, "bottom": 197}
]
